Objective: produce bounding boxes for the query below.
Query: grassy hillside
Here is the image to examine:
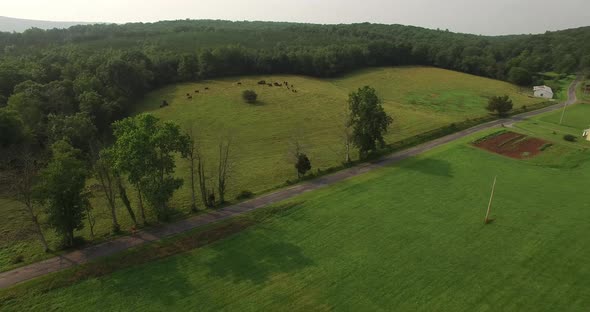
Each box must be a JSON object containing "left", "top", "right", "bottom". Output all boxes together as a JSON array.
[
  {"left": 3, "top": 106, "right": 589, "bottom": 311},
  {"left": 137, "top": 67, "right": 542, "bottom": 205},
  {"left": 0, "top": 66, "right": 545, "bottom": 272}
]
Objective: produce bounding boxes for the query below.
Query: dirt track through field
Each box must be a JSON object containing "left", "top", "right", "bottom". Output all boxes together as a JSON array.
[{"left": 0, "top": 78, "right": 580, "bottom": 289}]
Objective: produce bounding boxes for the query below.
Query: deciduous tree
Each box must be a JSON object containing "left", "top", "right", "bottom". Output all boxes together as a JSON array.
[
  {"left": 347, "top": 86, "right": 393, "bottom": 158},
  {"left": 111, "top": 114, "right": 190, "bottom": 221},
  {"left": 35, "top": 140, "right": 88, "bottom": 247},
  {"left": 7, "top": 149, "right": 49, "bottom": 252}
]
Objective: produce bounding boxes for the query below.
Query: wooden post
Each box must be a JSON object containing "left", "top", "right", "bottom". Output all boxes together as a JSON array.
[
  {"left": 484, "top": 176, "right": 497, "bottom": 224},
  {"left": 559, "top": 102, "right": 567, "bottom": 125}
]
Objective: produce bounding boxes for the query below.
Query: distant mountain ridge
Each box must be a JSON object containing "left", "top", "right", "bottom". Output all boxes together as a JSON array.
[{"left": 0, "top": 16, "right": 94, "bottom": 32}]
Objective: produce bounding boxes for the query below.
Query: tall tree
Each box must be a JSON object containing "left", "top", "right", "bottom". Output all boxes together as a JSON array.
[
  {"left": 347, "top": 86, "right": 393, "bottom": 158},
  {"left": 0, "top": 108, "right": 28, "bottom": 147},
  {"left": 7, "top": 149, "right": 49, "bottom": 252},
  {"left": 91, "top": 146, "right": 121, "bottom": 233},
  {"left": 116, "top": 175, "right": 138, "bottom": 227},
  {"left": 111, "top": 114, "right": 189, "bottom": 221},
  {"left": 508, "top": 67, "right": 532, "bottom": 86},
  {"left": 184, "top": 125, "right": 199, "bottom": 212},
  {"left": 47, "top": 112, "right": 97, "bottom": 153},
  {"left": 217, "top": 138, "right": 232, "bottom": 204},
  {"left": 35, "top": 140, "right": 88, "bottom": 247}
]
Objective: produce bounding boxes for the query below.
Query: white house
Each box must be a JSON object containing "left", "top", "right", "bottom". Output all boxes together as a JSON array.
[
  {"left": 533, "top": 85, "right": 554, "bottom": 99},
  {"left": 583, "top": 129, "right": 590, "bottom": 141}
]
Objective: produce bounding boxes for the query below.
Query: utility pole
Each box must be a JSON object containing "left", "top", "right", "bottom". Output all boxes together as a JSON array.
[{"left": 484, "top": 176, "right": 497, "bottom": 224}]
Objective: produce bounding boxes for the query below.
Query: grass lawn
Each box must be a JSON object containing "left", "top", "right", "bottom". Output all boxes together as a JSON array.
[
  {"left": 3, "top": 108, "right": 589, "bottom": 311},
  {"left": 0, "top": 66, "right": 547, "bottom": 272},
  {"left": 514, "top": 103, "right": 590, "bottom": 150}
]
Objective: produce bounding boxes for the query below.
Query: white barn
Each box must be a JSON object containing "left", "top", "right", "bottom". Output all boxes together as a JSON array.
[{"left": 533, "top": 85, "right": 554, "bottom": 99}]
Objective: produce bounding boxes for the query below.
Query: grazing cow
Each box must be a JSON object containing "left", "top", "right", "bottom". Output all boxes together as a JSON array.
[
  {"left": 205, "top": 87, "right": 209, "bottom": 90},
  {"left": 186, "top": 93, "right": 190, "bottom": 97},
  {"left": 237, "top": 82, "right": 242, "bottom": 85},
  {"left": 195, "top": 90, "right": 199, "bottom": 93},
  {"left": 268, "top": 83, "right": 273, "bottom": 87},
  {"left": 258, "top": 80, "right": 266, "bottom": 85},
  {"left": 188, "top": 96, "right": 192, "bottom": 100}
]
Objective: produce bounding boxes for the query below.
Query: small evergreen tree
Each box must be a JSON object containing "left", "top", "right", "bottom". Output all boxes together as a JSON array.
[
  {"left": 295, "top": 153, "right": 311, "bottom": 179},
  {"left": 486, "top": 95, "right": 514, "bottom": 116}
]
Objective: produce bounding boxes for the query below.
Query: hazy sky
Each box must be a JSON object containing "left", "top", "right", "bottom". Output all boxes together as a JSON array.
[{"left": 2, "top": 0, "right": 589, "bottom": 35}]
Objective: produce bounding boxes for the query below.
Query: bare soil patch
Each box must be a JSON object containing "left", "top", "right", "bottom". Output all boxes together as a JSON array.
[{"left": 474, "top": 131, "right": 549, "bottom": 159}]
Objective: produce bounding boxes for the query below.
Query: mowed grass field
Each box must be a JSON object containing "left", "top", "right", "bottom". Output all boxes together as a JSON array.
[
  {"left": 0, "top": 66, "right": 546, "bottom": 271},
  {"left": 3, "top": 106, "right": 589, "bottom": 311}
]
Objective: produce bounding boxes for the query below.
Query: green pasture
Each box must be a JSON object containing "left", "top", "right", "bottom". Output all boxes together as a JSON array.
[
  {"left": 3, "top": 110, "right": 589, "bottom": 311},
  {"left": 0, "top": 66, "right": 544, "bottom": 271}
]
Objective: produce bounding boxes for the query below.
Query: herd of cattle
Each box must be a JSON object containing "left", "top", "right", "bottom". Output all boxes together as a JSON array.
[{"left": 160, "top": 80, "right": 298, "bottom": 108}]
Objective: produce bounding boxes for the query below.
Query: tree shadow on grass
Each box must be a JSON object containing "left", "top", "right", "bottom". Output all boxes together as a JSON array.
[
  {"left": 106, "top": 256, "right": 194, "bottom": 307},
  {"left": 401, "top": 158, "right": 454, "bottom": 177},
  {"left": 205, "top": 240, "right": 313, "bottom": 285}
]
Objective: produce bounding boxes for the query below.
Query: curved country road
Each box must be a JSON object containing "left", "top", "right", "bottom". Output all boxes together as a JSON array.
[{"left": 0, "top": 78, "right": 581, "bottom": 289}]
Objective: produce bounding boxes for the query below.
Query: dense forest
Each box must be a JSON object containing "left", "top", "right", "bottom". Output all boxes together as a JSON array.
[{"left": 1, "top": 19, "right": 589, "bottom": 149}]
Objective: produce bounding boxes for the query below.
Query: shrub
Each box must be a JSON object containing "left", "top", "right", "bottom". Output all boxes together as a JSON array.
[
  {"left": 10, "top": 254, "right": 24, "bottom": 264},
  {"left": 563, "top": 134, "right": 577, "bottom": 142},
  {"left": 486, "top": 95, "right": 513, "bottom": 116},
  {"left": 242, "top": 90, "right": 258, "bottom": 104},
  {"left": 295, "top": 153, "right": 311, "bottom": 179},
  {"left": 235, "top": 190, "right": 254, "bottom": 200}
]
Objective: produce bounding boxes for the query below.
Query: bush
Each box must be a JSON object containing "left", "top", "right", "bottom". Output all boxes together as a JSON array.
[
  {"left": 235, "top": 190, "right": 254, "bottom": 200},
  {"left": 563, "top": 134, "right": 577, "bottom": 142},
  {"left": 295, "top": 153, "right": 311, "bottom": 179},
  {"left": 486, "top": 95, "right": 513, "bottom": 116},
  {"left": 10, "top": 254, "right": 24, "bottom": 264},
  {"left": 242, "top": 90, "right": 258, "bottom": 103}
]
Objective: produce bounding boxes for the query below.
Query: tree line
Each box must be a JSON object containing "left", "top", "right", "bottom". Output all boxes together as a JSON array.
[
  {"left": 1, "top": 21, "right": 590, "bottom": 150},
  {"left": 2, "top": 85, "right": 392, "bottom": 250}
]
